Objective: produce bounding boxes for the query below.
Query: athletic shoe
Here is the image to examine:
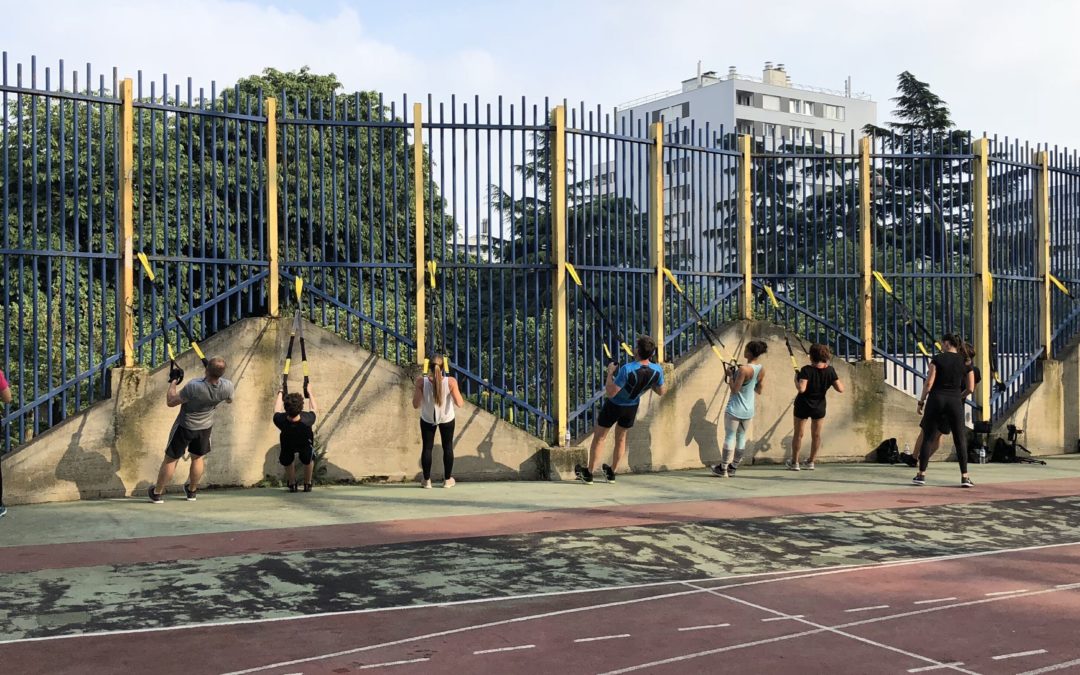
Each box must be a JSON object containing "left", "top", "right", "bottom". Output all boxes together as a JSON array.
[
  {"left": 961, "top": 477, "right": 975, "bottom": 488},
  {"left": 288, "top": 483, "right": 298, "bottom": 493},
  {"left": 148, "top": 486, "right": 163, "bottom": 504},
  {"left": 0, "top": 505, "right": 7, "bottom": 518},
  {"left": 183, "top": 484, "right": 197, "bottom": 502},
  {"left": 804, "top": 462, "right": 815, "bottom": 471},
  {"left": 601, "top": 464, "right": 616, "bottom": 482},
  {"left": 443, "top": 478, "right": 456, "bottom": 488},
  {"left": 303, "top": 483, "right": 313, "bottom": 492},
  {"left": 575, "top": 464, "right": 594, "bottom": 485},
  {"left": 421, "top": 479, "right": 432, "bottom": 489},
  {"left": 912, "top": 474, "right": 926, "bottom": 486},
  {"left": 726, "top": 463, "right": 737, "bottom": 476},
  {"left": 711, "top": 464, "right": 728, "bottom": 478},
  {"left": 785, "top": 460, "right": 801, "bottom": 471}
]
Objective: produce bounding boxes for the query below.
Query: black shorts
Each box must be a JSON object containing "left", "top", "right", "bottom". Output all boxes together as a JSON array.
[
  {"left": 793, "top": 398, "right": 826, "bottom": 421},
  {"left": 597, "top": 401, "right": 638, "bottom": 429},
  {"left": 165, "top": 426, "right": 213, "bottom": 460},
  {"left": 279, "top": 443, "right": 314, "bottom": 466}
]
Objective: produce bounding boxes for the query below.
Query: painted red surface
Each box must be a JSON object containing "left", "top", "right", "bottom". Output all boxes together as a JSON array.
[
  {"left": 3, "top": 476, "right": 1078, "bottom": 574},
  {"left": 3, "top": 542, "right": 1078, "bottom": 675}
]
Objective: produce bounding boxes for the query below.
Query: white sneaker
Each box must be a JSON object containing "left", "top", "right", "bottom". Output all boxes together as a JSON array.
[
  {"left": 421, "top": 479, "right": 432, "bottom": 489},
  {"left": 785, "top": 459, "right": 801, "bottom": 471},
  {"left": 443, "top": 477, "right": 456, "bottom": 488},
  {"left": 804, "top": 462, "right": 815, "bottom": 471}
]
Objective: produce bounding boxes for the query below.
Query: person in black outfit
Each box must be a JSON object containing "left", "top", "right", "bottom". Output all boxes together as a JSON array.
[
  {"left": 913, "top": 335, "right": 976, "bottom": 487},
  {"left": 273, "top": 387, "right": 318, "bottom": 493},
  {"left": 915, "top": 342, "right": 981, "bottom": 462},
  {"left": 789, "top": 344, "right": 845, "bottom": 471}
]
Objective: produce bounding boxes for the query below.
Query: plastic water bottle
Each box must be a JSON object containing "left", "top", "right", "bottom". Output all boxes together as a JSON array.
[
  {"left": 564, "top": 430, "right": 571, "bottom": 447},
  {"left": 978, "top": 446, "right": 987, "bottom": 464},
  {"left": 904, "top": 442, "right": 911, "bottom": 456}
]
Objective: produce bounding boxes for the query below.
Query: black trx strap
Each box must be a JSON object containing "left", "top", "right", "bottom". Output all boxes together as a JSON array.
[
  {"left": 422, "top": 260, "right": 450, "bottom": 375},
  {"left": 566, "top": 263, "right": 634, "bottom": 363},
  {"left": 162, "top": 317, "right": 184, "bottom": 384},
  {"left": 137, "top": 252, "right": 209, "bottom": 369},
  {"left": 871, "top": 272, "right": 941, "bottom": 358},
  {"left": 761, "top": 283, "right": 809, "bottom": 373},
  {"left": 298, "top": 306, "right": 310, "bottom": 399},
  {"left": 986, "top": 278, "right": 1007, "bottom": 394},
  {"left": 281, "top": 276, "right": 305, "bottom": 396},
  {"left": 660, "top": 268, "right": 738, "bottom": 373}
]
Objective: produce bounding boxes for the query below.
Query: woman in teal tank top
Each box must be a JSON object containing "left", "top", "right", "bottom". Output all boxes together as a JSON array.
[{"left": 713, "top": 340, "right": 768, "bottom": 478}]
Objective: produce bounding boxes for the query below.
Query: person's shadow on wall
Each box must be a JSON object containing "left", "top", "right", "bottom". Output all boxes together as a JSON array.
[
  {"left": 54, "top": 415, "right": 127, "bottom": 499},
  {"left": 686, "top": 398, "right": 722, "bottom": 467}
]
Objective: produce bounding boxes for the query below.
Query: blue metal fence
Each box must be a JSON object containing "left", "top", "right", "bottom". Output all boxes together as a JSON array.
[{"left": 5, "top": 52, "right": 1080, "bottom": 454}]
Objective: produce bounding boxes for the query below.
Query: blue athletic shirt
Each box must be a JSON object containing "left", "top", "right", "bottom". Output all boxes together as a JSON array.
[{"left": 608, "top": 361, "right": 665, "bottom": 407}]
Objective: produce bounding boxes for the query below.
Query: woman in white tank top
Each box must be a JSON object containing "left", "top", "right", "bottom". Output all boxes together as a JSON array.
[{"left": 412, "top": 354, "right": 464, "bottom": 488}]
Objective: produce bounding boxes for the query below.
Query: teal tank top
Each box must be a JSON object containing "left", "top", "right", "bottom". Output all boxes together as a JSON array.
[{"left": 726, "top": 364, "right": 762, "bottom": 419}]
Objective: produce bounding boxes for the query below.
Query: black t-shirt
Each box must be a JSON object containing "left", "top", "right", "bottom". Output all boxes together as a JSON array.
[
  {"left": 930, "top": 352, "right": 968, "bottom": 394},
  {"left": 795, "top": 365, "right": 838, "bottom": 404},
  {"left": 969, "top": 365, "right": 982, "bottom": 386},
  {"left": 273, "top": 412, "right": 316, "bottom": 451}
]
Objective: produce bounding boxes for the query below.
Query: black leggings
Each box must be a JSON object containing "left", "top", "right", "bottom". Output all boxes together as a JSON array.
[
  {"left": 420, "top": 419, "right": 455, "bottom": 480},
  {"left": 917, "top": 393, "right": 968, "bottom": 474}
]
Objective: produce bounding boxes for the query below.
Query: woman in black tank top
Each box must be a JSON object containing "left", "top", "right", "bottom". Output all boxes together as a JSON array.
[{"left": 912, "top": 334, "right": 976, "bottom": 488}]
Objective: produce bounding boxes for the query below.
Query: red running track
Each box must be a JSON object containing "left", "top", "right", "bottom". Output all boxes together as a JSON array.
[{"left": 3, "top": 542, "right": 1079, "bottom": 675}]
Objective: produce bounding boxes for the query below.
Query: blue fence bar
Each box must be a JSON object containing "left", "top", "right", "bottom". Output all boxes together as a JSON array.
[
  {"left": 662, "top": 120, "right": 742, "bottom": 364},
  {"left": 869, "top": 130, "right": 975, "bottom": 399},
  {"left": 1048, "top": 147, "right": 1080, "bottom": 357},
  {"left": 1, "top": 54, "right": 122, "bottom": 452}
]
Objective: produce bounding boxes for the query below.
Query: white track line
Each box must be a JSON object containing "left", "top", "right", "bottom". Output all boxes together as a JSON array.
[
  {"left": 600, "top": 583, "right": 979, "bottom": 675},
  {"left": 677, "top": 623, "right": 730, "bottom": 632},
  {"left": 473, "top": 645, "right": 535, "bottom": 655},
  {"left": 574, "top": 634, "right": 630, "bottom": 643},
  {"left": 913, "top": 597, "right": 957, "bottom": 605},
  {"left": 907, "top": 663, "right": 964, "bottom": 673},
  {"left": 844, "top": 605, "right": 890, "bottom": 613},
  {"left": 357, "top": 658, "right": 430, "bottom": 670},
  {"left": 992, "top": 649, "right": 1047, "bottom": 660},
  {"left": 179, "top": 541, "right": 1080, "bottom": 675},
  {"left": 1055, "top": 584, "right": 1074, "bottom": 589},
  {"left": 761, "top": 615, "right": 804, "bottom": 622},
  {"left": 1016, "top": 657, "right": 1080, "bottom": 674},
  {"left": 985, "top": 589, "right": 1029, "bottom": 596}
]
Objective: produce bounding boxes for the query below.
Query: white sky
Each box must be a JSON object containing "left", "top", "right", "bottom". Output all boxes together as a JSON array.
[{"left": 1, "top": 0, "right": 1076, "bottom": 147}]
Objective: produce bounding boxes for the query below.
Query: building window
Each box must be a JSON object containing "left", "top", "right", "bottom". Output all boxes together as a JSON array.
[
  {"left": 824, "top": 104, "right": 845, "bottom": 121},
  {"left": 736, "top": 90, "right": 753, "bottom": 106},
  {"left": 763, "top": 123, "right": 778, "bottom": 138},
  {"left": 802, "top": 101, "right": 815, "bottom": 116},
  {"left": 762, "top": 95, "right": 780, "bottom": 111},
  {"left": 736, "top": 118, "right": 753, "bottom": 135},
  {"left": 789, "top": 100, "right": 801, "bottom": 114}
]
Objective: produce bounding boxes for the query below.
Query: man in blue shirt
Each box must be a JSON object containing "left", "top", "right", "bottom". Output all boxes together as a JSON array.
[{"left": 576, "top": 335, "right": 667, "bottom": 485}]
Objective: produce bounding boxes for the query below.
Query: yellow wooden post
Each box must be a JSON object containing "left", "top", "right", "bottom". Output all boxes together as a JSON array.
[
  {"left": 413, "top": 102, "right": 427, "bottom": 366},
  {"left": 266, "top": 97, "right": 279, "bottom": 318},
  {"left": 972, "top": 137, "right": 992, "bottom": 423},
  {"left": 648, "top": 122, "right": 665, "bottom": 363},
  {"left": 119, "top": 78, "right": 135, "bottom": 367},
  {"left": 737, "top": 135, "right": 753, "bottom": 320},
  {"left": 1035, "top": 149, "right": 1052, "bottom": 359},
  {"left": 859, "top": 137, "right": 873, "bottom": 361},
  {"left": 551, "top": 106, "right": 569, "bottom": 445}
]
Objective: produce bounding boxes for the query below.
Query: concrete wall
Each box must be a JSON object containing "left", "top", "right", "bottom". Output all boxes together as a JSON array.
[
  {"left": 3, "top": 319, "right": 1076, "bottom": 505},
  {"left": 1, "top": 318, "right": 547, "bottom": 505}
]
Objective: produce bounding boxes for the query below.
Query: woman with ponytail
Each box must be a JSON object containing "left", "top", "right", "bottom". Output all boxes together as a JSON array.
[{"left": 412, "top": 354, "right": 464, "bottom": 488}]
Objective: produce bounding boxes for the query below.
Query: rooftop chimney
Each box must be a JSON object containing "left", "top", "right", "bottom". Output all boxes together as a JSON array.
[
  {"left": 728, "top": 65, "right": 737, "bottom": 77},
  {"left": 763, "top": 61, "right": 788, "bottom": 87}
]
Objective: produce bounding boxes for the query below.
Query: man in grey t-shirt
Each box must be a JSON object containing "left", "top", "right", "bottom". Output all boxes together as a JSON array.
[{"left": 148, "top": 356, "right": 234, "bottom": 504}]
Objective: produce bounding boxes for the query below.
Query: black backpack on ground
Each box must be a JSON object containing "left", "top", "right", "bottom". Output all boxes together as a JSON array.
[{"left": 874, "top": 438, "right": 900, "bottom": 464}]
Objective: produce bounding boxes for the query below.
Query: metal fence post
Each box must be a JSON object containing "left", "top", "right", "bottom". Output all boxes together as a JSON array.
[
  {"left": 266, "top": 97, "right": 279, "bottom": 318},
  {"left": 648, "top": 122, "right": 665, "bottom": 362},
  {"left": 119, "top": 77, "right": 135, "bottom": 366},
  {"left": 972, "top": 137, "right": 992, "bottom": 423},
  {"left": 551, "top": 106, "right": 569, "bottom": 445},
  {"left": 859, "top": 136, "right": 873, "bottom": 361},
  {"left": 737, "top": 134, "right": 753, "bottom": 321},
  {"left": 413, "top": 102, "right": 426, "bottom": 366},
  {"left": 1035, "top": 149, "right": 1052, "bottom": 359}
]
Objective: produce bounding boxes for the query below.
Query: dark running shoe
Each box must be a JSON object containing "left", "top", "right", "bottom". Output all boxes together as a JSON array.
[
  {"left": 912, "top": 474, "right": 926, "bottom": 486},
  {"left": 288, "top": 483, "right": 299, "bottom": 493},
  {"left": 961, "top": 477, "right": 975, "bottom": 488},
  {"left": 602, "top": 464, "right": 616, "bottom": 483},
  {"left": 148, "top": 486, "right": 164, "bottom": 504},
  {"left": 575, "top": 464, "right": 594, "bottom": 485},
  {"left": 711, "top": 464, "right": 728, "bottom": 478},
  {"left": 183, "top": 484, "right": 197, "bottom": 502},
  {"left": 0, "top": 505, "right": 7, "bottom": 518},
  {"left": 727, "top": 463, "right": 737, "bottom": 476},
  {"left": 303, "top": 484, "right": 313, "bottom": 493}
]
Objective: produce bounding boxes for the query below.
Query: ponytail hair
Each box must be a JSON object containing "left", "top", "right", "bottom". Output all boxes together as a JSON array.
[{"left": 431, "top": 354, "right": 445, "bottom": 407}]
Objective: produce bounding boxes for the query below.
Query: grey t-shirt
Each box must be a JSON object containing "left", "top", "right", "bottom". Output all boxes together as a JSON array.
[{"left": 176, "top": 377, "right": 234, "bottom": 431}]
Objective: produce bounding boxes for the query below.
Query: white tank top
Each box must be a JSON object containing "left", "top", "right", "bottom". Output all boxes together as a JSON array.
[{"left": 420, "top": 376, "right": 456, "bottom": 424}]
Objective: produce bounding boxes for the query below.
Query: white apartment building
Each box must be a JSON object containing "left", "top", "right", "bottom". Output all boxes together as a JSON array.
[{"left": 592, "top": 63, "right": 877, "bottom": 270}]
